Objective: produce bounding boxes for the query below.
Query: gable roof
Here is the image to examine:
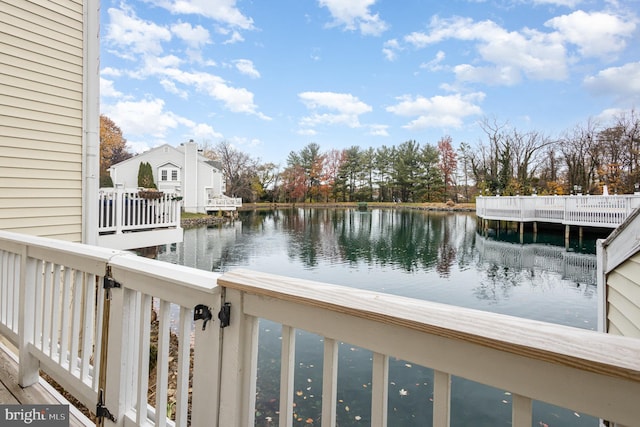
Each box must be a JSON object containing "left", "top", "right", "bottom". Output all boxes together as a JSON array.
[{"left": 108, "top": 144, "right": 182, "bottom": 170}]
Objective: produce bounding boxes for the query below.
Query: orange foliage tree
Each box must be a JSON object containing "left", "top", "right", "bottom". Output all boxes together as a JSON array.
[{"left": 100, "top": 114, "right": 132, "bottom": 185}]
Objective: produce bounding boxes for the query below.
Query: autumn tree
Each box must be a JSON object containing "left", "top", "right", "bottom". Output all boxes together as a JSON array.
[
  {"left": 437, "top": 136, "right": 457, "bottom": 201},
  {"left": 212, "top": 140, "right": 259, "bottom": 201},
  {"left": 100, "top": 115, "right": 132, "bottom": 185}
]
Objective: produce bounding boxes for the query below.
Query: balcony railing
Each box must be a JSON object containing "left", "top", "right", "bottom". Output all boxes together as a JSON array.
[
  {"left": 476, "top": 194, "right": 640, "bottom": 228},
  {"left": 0, "top": 229, "right": 639, "bottom": 426},
  {"left": 98, "top": 188, "right": 183, "bottom": 249},
  {"left": 205, "top": 193, "right": 242, "bottom": 212},
  {"left": 99, "top": 188, "right": 181, "bottom": 233}
]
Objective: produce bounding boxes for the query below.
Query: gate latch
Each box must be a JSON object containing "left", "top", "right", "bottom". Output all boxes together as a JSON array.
[
  {"left": 96, "top": 389, "right": 116, "bottom": 422},
  {"left": 218, "top": 303, "right": 231, "bottom": 328},
  {"left": 194, "top": 304, "right": 212, "bottom": 330}
]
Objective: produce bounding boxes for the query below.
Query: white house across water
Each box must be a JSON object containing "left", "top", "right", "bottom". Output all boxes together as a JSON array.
[{"left": 108, "top": 141, "right": 242, "bottom": 214}]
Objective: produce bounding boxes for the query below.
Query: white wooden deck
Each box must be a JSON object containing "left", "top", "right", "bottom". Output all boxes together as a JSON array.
[
  {"left": 0, "top": 342, "right": 92, "bottom": 426},
  {"left": 0, "top": 230, "right": 639, "bottom": 426},
  {"left": 476, "top": 194, "right": 640, "bottom": 228}
]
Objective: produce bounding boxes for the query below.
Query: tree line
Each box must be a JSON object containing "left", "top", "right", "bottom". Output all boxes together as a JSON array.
[{"left": 100, "top": 109, "right": 640, "bottom": 203}]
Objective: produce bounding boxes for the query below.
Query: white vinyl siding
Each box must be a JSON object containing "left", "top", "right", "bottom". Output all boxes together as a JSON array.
[
  {"left": 0, "top": 0, "right": 84, "bottom": 241},
  {"left": 606, "top": 253, "right": 640, "bottom": 338}
]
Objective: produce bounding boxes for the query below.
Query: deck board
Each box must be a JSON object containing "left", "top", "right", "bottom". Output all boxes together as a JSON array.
[{"left": 0, "top": 344, "right": 93, "bottom": 426}]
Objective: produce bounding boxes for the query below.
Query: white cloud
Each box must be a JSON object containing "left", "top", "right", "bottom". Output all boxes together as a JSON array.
[
  {"left": 100, "top": 78, "right": 123, "bottom": 98},
  {"left": 103, "top": 98, "right": 223, "bottom": 143},
  {"left": 318, "top": 0, "right": 388, "bottom": 36},
  {"left": 297, "top": 128, "right": 318, "bottom": 136},
  {"left": 299, "top": 91, "right": 373, "bottom": 129},
  {"left": 382, "top": 39, "right": 401, "bottom": 61},
  {"left": 545, "top": 10, "right": 636, "bottom": 58},
  {"left": 222, "top": 30, "right": 245, "bottom": 44},
  {"left": 420, "top": 50, "right": 446, "bottom": 71},
  {"left": 147, "top": 0, "right": 254, "bottom": 30},
  {"left": 403, "top": 16, "right": 568, "bottom": 84},
  {"left": 386, "top": 92, "right": 485, "bottom": 129},
  {"left": 166, "top": 70, "right": 269, "bottom": 118},
  {"left": 105, "top": 8, "right": 172, "bottom": 58},
  {"left": 171, "top": 21, "right": 211, "bottom": 49},
  {"left": 531, "top": 0, "right": 582, "bottom": 6},
  {"left": 368, "top": 124, "right": 389, "bottom": 136},
  {"left": 234, "top": 59, "right": 261, "bottom": 78},
  {"left": 159, "top": 79, "right": 189, "bottom": 98},
  {"left": 102, "top": 98, "right": 194, "bottom": 138},
  {"left": 584, "top": 62, "right": 640, "bottom": 100},
  {"left": 192, "top": 123, "right": 223, "bottom": 140}
]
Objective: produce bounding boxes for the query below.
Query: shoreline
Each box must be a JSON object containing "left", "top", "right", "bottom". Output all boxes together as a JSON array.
[{"left": 181, "top": 202, "right": 476, "bottom": 227}]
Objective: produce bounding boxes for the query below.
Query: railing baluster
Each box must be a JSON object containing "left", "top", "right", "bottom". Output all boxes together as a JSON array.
[
  {"left": 433, "top": 370, "right": 451, "bottom": 427},
  {"left": 371, "top": 352, "right": 389, "bottom": 427},
  {"left": 85, "top": 273, "right": 99, "bottom": 388},
  {"left": 174, "top": 306, "right": 191, "bottom": 427},
  {"left": 50, "top": 264, "right": 62, "bottom": 359},
  {"left": 155, "top": 300, "right": 170, "bottom": 427},
  {"left": 34, "top": 260, "right": 43, "bottom": 351},
  {"left": 136, "top": 293, "right": 152, "bottom": 425},
  {"left": 512, "top": 393, "right": 532, "bottom": 427},
  {"left": 69, "top": 271, "right": 82, "bottom": 375},
  {"left": 280, "top": 325, "right": 296, "bottom": 427},
  {"left": 42, "top": 262, "right": 53, "bottom": 354},
  {"left": 321, "top": 338, "right": 338, "bottom": 427},
  {"left": 59, "top": 267, "right": 72, "bottom": 366}
]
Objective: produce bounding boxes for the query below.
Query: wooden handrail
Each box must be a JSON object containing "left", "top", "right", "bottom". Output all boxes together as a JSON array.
[{"left": 218, "top": 269, "right": 640, "bottom": 383}]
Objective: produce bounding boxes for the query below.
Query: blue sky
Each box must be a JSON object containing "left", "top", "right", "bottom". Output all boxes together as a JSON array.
[{"left": 100, "top": 0, "right": 640, "bottom": 165}]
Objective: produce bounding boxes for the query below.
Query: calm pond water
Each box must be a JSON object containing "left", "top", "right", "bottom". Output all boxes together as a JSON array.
[{"left": 157, "top": 208, "right": 601, "bottom": 427}]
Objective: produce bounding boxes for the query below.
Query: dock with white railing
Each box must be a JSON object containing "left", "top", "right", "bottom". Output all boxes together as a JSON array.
[
  {"left": 0, "top": 230, "right": 639, "bottom": 426},
  {"left": 476, "top": 194, "right": 640, "bottom": 241},
  {"left": 98, "top": 187, "right": 183, "bottom": 250}
]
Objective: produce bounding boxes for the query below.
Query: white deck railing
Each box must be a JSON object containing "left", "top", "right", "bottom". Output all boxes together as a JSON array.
[
  {"left": 476, "top": 194, "right": 640, "bottom": 228},
  {"left": 98, "top": 188, "right": 182, "bottom": 234},
  {"left": 205, "top": 192, "right": 242, "bottom": 211},
  {"left": 1, "top": 230, "right": 639, "bottom": 426}
]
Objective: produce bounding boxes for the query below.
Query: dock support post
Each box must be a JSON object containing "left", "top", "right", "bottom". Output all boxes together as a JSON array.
[
  {"left": 579, "top": 226, "right": 583, "bottom": 246},
  {"left": 565, "top": 225, "right": 570, "bottom": 247}
]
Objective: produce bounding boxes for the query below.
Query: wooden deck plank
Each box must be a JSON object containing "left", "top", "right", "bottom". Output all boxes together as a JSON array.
[{"left": 0, "top": 344, "right": 93, "bottom": 426}]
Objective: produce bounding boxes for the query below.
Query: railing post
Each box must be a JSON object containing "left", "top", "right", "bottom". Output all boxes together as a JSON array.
[
  {"left": 102, "top": 285, "right": 133, "bottom": 426},
  {"left": 217, "top": 288, "right": 259, "bottom": 427},
  {"left": 433, "top": 370, "right": 451, "bottom": 427},
  {"left": 115, "top": 187, "right": 124, "bottom": 235},
  {"left": 18, "top": 249, "right": 39, "bottom": 387}
]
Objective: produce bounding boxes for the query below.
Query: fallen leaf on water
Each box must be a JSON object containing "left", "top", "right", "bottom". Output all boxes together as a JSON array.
[
  {"left": 296, "top": 390, "right": 303, "bottom": 396},
  {"left": 355, "top": 415, "right": 362, "bottom": 421},
  {"left": 306, "top": 418, "right": 313, "bottom": 424},
  {"left": 399, "top": 388, "right": 408, "bottom": 396}
]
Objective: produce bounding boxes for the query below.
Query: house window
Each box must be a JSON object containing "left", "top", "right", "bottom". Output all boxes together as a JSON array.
[{"left": 159, "top": 167, "right": 180, "bottom": 182}]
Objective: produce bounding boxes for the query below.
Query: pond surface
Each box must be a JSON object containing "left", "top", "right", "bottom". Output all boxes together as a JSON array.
[{"left": 157, "top": 208, "right": 601, "bottom": 427}]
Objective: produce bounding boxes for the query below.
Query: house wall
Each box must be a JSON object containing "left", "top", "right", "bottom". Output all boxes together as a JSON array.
[
  {"left": 606, "top": 253, "right": 640, "bottom": 338},
  {"left": 0, "top": 0, "right": 95, "bottom": 242},
  {"left": 109, "top": 142, "right": 225, "bottom": 213},
  {"left": 109, "top": 145, "right": 185, "bottom": 190}
]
